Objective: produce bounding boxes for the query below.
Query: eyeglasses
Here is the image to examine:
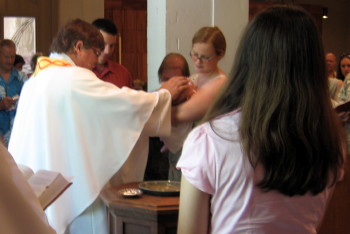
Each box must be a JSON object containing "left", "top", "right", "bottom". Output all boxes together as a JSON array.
[
  {"left": 91, "top": 48, "right": 102, "bottom": 57},
  {"left": 189, "top": 51, "right": 215, "bottom": 63}
]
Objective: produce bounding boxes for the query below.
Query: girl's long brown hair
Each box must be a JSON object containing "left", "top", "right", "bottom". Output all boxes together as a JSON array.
[{"left": 203, "top": 5, "right": 344, "bottom": 196}]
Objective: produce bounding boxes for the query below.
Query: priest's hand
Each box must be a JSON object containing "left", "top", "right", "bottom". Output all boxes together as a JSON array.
[{"left": 160, "top": 76, "right": 190, "bottom": 102}]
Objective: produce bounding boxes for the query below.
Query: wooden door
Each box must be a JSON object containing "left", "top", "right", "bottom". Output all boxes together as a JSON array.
[{"left": 105, "top": 0, "right": 147, "bottom": 88}]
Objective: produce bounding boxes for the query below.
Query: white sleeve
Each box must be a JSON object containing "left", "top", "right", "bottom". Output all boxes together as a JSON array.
[{"left": 142, "top": 89, "right": 172, "bottom": 137}]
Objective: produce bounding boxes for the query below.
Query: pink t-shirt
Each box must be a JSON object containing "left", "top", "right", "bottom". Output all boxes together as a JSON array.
[{"left": 177, "top": 110, "right": 332, "bottom": 234}]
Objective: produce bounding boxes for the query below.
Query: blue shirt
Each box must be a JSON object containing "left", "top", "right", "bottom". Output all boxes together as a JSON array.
[{"left": 0, "top": 68, "right": 24, "bottom": 136}]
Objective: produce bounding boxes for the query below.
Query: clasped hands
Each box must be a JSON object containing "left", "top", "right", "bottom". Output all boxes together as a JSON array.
[{"left": 160, "top": 76, "right": 196, "bottom": 105}]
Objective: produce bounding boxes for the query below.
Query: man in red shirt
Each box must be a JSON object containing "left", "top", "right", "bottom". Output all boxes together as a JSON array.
[{"left": 92, "top": 18, "right": 133, "bottom": 88}]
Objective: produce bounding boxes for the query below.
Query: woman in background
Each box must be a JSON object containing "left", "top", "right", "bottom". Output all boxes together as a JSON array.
[
  {"left": 336, "top": 53, "right": 350, "bottom": 81},
  {"left": 337, "top": 55, "right": 350, "bottom": 154},
  {"left": 177, "top": 5, "right": 344, "bottom": 234}
]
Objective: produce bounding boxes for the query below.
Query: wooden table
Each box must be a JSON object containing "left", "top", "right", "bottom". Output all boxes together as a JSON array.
[{"left": 100, "top": 182, "right": 179, "bottom": 234}]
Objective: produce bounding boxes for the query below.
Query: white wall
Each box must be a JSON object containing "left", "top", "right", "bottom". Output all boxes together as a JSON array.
[
  {"left": 147, "top": 0, "right": 167, "bottom": 90},
  {"left": 148, "top": 0, "right": 249, "bottom": 91},
  {"left": 214, "top": 1, "right": 248, "bottom": 77}
]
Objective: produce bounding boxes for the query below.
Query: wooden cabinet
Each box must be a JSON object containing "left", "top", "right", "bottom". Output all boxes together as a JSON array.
[{"left": 100, "top": 182, "right": 179, "bottom": 234}]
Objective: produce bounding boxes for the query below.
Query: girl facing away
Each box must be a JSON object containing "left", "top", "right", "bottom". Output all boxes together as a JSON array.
[{"left": 177, "top": 5, "right": 344, "bottom": 234}]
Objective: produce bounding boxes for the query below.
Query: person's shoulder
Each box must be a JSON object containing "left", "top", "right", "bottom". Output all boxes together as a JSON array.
[
  {"left": 10, "top": 69, "right": 25, "bottom": 84},
  {"left": 10, "top": 68, "right": 20, "bottom": 77},
  {"left": 215, "top": 73, "right": 228, "bottom": 83},
  {"left": 214, "top": 73, "right": 228, "bottom": 83},
  {"left": 107, "top": 60, "right": 130, "bottom": 73},
  {"left": 193, "top": 110, "right": 241, "bottom": 141},
  {"left": 329, "top": 77, "right": 343, "bottom": 84},
  {"left": 344, "top": 73, "right": 350, "bottom": 83},
  {"left": 71, "top": 66, "right": 99, "bottom": 79},
  {"left": 44, "top": 65, "right": 97, "bottom": 81},
  {"left": 199, "top": 72, "right": 227, "bottom": 92},
  {"left": 18, "top": 71, "right": 28, "bottom": 83},
  {"left": 208, "top": 72, "right": 227, "bottom": 84},
  {"left": 212, "top": 109, "right": 240, "bottom": 126}
]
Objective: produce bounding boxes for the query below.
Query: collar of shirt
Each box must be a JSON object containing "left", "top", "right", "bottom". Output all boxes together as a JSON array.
[
  {"left": 0, "top": 68, "right": 22, "bottom": 84},
  {"left": 49, "top": 52, "right": 75, "bottom": 65},
  {"left": 93, "top": 60, "right": 113, "bottom": 78}
]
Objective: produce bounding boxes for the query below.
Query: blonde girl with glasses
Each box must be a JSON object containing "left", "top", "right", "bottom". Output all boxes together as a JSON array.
[
  {"left": 172, "top": 26, "right": 228, "bottom": 124},
  {"left": 160, "top": 27, "right": 228, "bottom": 181}
]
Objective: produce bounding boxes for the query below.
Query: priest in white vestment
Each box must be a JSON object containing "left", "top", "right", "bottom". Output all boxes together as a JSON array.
[{"left": 8, "top": 19, "right": 189, "bottom": 234}]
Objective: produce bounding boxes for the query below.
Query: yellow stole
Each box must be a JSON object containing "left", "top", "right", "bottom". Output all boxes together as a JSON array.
[{"left": 32, "top": 57, "right": 72, "bottom": 77}]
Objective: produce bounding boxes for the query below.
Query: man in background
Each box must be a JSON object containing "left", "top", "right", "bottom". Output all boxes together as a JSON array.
[
  {"left": 157, "top": 53, "right": 191, "bottom": 181},
  {"left": 92, "top": 18, "right": 133, "bottom": 88},
  {"left": 0, "top": 39, "right": 23, "bottom": 147},
  {"left": 326, "top": 52, "right": 343, "bottom": 100},
  {"left": 326, "top": 52, "right": 338, "bottom": 78}
]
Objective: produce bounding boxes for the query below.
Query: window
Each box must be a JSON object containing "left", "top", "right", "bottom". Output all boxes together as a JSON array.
[{"left": 4, "top": 17, "right": 36, "bottom": 73}]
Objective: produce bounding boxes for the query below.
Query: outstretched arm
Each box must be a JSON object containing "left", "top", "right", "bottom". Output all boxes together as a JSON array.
[
  {"left": 172, "top": 76, "right": 226, "bottom": 124},
  {"left": 177, "top": 176, "right": 210, "bottom": 234}
]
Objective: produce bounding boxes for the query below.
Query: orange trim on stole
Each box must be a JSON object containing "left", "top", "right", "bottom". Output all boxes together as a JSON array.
[{"left": 32, "top": 57, "right": 72, "bottom": 77}]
